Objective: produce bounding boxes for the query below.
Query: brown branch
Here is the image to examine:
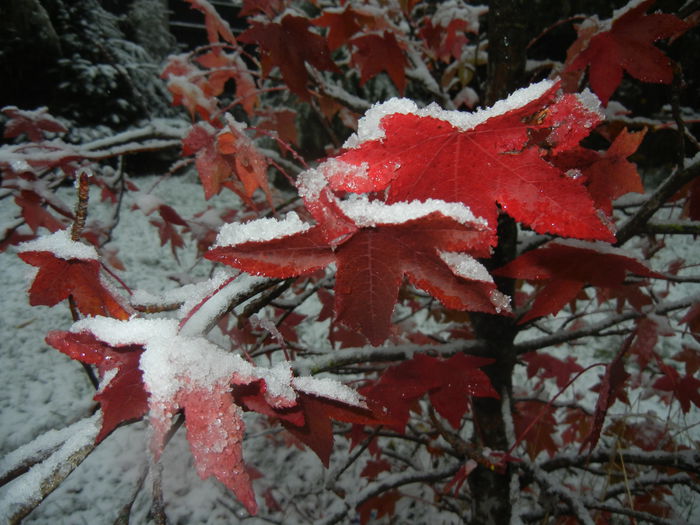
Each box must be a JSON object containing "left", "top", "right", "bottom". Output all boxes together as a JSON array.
[
  {"left": 540, "top": 448, "right": 700, "bottom": 476},
  {"left": 615, "top": 159, "right": 700, "bottom": 245},
  {"left": 643, "top": 221, "right": 700, "bottom": 235}
]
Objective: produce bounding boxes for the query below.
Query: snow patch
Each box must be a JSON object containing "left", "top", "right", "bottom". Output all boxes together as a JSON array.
[
  {"left": 439, "top": 252, "right": 493, "bottom": 282},
  {"left": 214, "top": 212, "right": 311, "bottom": 247},
  {"left": 338, "top": 195, "right": 487, "bottom": 228},
  {"left": 17, "top": 230, "right": 98, "bottom": 261},
  {"left": 344, "top": 79, "right": 556, "bottom": 148}
]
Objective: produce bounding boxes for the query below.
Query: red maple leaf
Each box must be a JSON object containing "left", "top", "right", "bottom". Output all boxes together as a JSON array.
[
  {"left": 239, "top": 14, "right": 340, "bottom": 101},
  {"left": 419, "top": 17, "right": 471, "bottom": 62},
  {"left": 653, "top": 362, "right": 700, "bottom": 413},
  {"left": 350, "top": 32, "right": 408, "bottom": 94},
  {"left": 45, "top": 331, "right": 148, "bottom": 443},
  {"left": 194, "top": 50, "right": 259, "bottom": 116},
  {"left": 46, "top": 316, "right": 377, "bottom": 514},
  {"left": 566, "top": 0, "right": 689, "bottom": 104},
  {"left": 2, "top": 106, "right": 67, "bottom": 141},
  {"left": 493, "top": 240, "right": 659, "bottom": 324},
  {"left": 207, "top": 200, "right": 508, "bottom": 345},
  {"left": 15, "top": 190, "right": 67, "bottom": 233},
  {"left": 522, "top": 352, "right": 584, "bottom": 389},
  {"left": 334, "top": 80, "right": 615, "bottom": 241},
  {"left": 313, "top": 5, "right": 383, "bottom": 51},
  {"left": 357, "top": 490, "right": 401, "bottom": 525},
  {"left": 513, "top": 400, "right": 559, "bottom": 459},
  {"left": 362, "top": 353, "right": 498, "bottom": 432},
  {"left": 580, "top": 343, "right": 631, "bottom": 453},
  {"left": 18, "top": 232, "right": 131, "bottom": 320},
  {"left": 183, "top": 121, "right": 272, "bottom": 205},
  {"left": 184, "top": 0, "right": 237, "bottom": 46},
  {"left": 554, "top": 127, "right": 646, "bottom": 215}
]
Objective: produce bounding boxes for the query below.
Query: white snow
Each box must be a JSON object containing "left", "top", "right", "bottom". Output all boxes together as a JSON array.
[
  {"left": 213, "top": 211, "right": 311, "bottom": 247},
  {"left": 17, "top": 229, "right": 98, "bottom": 260},
  {"left": 439, "top": 251, "right": 493, "bottom": 282},
  {"left": 292, "top": 376, "right": 365, "bottom": 408},
  {"left": 338, "top": 195, "right": 487, "bottom": 228},
  {"left": 0, "top": 413, "right": 101, "bottom": 522},
  {"left": 344, "top": 79, "right": 556, "bottom": 148}
]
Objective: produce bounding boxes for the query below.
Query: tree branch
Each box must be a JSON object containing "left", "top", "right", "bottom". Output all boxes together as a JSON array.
[{"left": 615, "top": 159, "right": 700, "bottom": 245}]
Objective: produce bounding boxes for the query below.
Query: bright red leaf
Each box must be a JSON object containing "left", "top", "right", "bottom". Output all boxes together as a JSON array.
[
  {"left": 207, "top": 201, "right": 508, "bottom": 345},
  {"left": 334, "top": 80, "right": 615, "bottom": 241},
  {"left": 493, "top": 240, "right": 659, "bottom": 323},
  {"left": 566, "top": 0, "right": 689, "bottom": 104},
  {"left": 513, "top": 400, "right": 559, "bottom": 459},
  {"left": 239, "top": 15, "right": 340, "bottom": 101}
]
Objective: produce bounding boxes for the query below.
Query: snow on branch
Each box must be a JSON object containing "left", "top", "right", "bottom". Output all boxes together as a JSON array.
[
  {"left": 0, "top": 414, "right": 101, "bottom": 525},
  {"left": 514, "top": 293, "right": 700, "bottom": 354}
]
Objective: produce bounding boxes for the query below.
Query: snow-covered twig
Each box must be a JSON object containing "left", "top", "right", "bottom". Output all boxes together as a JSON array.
[
  {"left": 293, "top": 339, "right": 485, "bottom": 375},
  {"left": 0, "top": 414, "right": 101, "bottom": 524},
  {"left": 616, "top": 159, "right": 700, "bottom": 245},
  {"left": 519, "top": 462, "right": 595, "bottom": 525},
  {"left": 514, "top": 293, "right": 700, "bottom": 354}
]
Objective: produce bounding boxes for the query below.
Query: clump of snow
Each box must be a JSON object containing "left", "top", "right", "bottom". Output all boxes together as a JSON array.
[
  {"left": 17, "top": 230, "right": 98, "bottom": 261},
  {"left": 214, "top": 212, "right": 311, "bottom": 247},
  {"left": 576, "top": 89, "right": 604, "bottom": 120},
  {"left": 612, "top": 0, "right": 646, "bottom": 20},
  {"left": 297, "top": 166, "right": 329, "bottom": 201},
  {"left": 344, "top": 79, "right": 555, "bottom": 148},
  {"left": 439, "top": 252, "right": 493, "bottom": 282},
  {"left": 489, "top": 289, "right": 511, "bottom": 314},
  {"left": 292, "top": 376, "right": 365, "bottom": 408},
  {"left": 338, "top": 195, "right": 487, "bottom": 228},
  {"left": 431, "top": 1, "right": 487, "bottom": 32}
]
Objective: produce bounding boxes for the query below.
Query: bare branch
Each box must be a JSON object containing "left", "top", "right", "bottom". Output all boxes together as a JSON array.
[{"left": 615, "top": 159, "right": 700, "bottom": 245}]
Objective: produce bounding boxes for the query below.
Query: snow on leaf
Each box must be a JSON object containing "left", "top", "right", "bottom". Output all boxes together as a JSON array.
[
  {"left": 208, "top": 202, "right": 504, "bottom": 345},
  {"left": 45, "top": 316, "right": 372, "bottom": 513},
  {"left": 184, "top": 0, "right": 237, "bottom": 46},
  {"left": 566, "top": 0, "right": 690, "bottom": 105},
  {"left": 18, "top": 231, "right": 131, "bottom": 319},
  {"left": 2, "top": 106, "right": 67, "bottom": 142},
  {"left": 335, "top": 80, "right": 614, "bottom": 240},
  {"left": 493, "top": 239, "right": 660, "bottom": 324}
]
